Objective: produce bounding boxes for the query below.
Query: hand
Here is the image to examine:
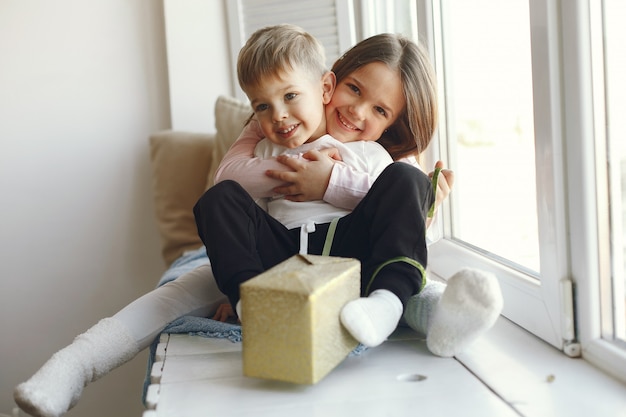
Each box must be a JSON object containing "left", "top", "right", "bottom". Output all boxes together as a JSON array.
[
  {"left": 265, "top": 148, "right": 339, "bottom": 201},
  {"left": 212, "top": 303, "right": 238, "bottom": 323},
  {"left": 430, "top": 160, "right": 455, "bottom": 209},
  {"left": 314, "top": 147, "right": 343, "bottom": 161}
]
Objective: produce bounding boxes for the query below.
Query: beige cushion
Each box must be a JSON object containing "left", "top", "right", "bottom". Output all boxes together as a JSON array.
[
  {"left": 150, "top": 95, "right": 251, "bottom": 266},
  {"left": 206, "top": 95, "right": 252, "bottom": 188},
  {"left": 150, "top": 130, "right": 213, "bottom": 265}
]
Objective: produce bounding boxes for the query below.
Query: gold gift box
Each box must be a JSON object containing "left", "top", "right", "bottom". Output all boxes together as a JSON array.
[{"left": 240, "top": 254, "right": 360, "bottom": 384}]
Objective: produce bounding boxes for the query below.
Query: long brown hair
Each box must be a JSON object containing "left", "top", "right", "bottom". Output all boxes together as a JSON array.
[{"left": 332, "top": 34, "right": 438, "bottom": 160}]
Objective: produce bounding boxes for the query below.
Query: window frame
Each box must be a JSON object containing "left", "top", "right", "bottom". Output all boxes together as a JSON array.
[
  {"left": 407, "top": 0, "right": 626, "bottom": 382},
  {"left": 415, "top": 0, "right": 575, "bottom": 353},
  {"left": 571, "top": 0, "right": 626, "bottom": 383}
]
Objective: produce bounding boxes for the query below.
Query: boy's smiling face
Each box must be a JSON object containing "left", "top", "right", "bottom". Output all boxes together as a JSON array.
[{"left": 244, "top": 67, "right": 335, "bottom": 149}]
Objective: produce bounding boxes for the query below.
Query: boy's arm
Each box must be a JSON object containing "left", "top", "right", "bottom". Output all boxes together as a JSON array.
[{"left": 215, "top": 120, "right": 289, "bottom": 199}]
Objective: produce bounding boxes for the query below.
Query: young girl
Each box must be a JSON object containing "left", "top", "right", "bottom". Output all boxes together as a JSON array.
[
  {"left": 195, "top": 25, "right": 429, "bottom": 349},
  {"left": 211, "top": 30, "right": 501, "bottom": 350},
  {"left": 14, "top": 28, "right": 501, "bottom": 417}
]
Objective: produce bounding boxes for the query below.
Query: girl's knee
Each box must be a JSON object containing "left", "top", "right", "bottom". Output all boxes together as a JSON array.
[{"left": 379, "top": 163, "right": 431, "bottom": 193}]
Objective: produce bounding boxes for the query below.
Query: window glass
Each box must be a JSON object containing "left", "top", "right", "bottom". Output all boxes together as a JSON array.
[
  {"left": 442, "top": 0, "right": 539, "bottom": 273},
  {"left": 363, "top": 0, "right": 416, "bottom": 39}
]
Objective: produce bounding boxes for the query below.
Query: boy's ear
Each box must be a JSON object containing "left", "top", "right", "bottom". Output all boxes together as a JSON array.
[{"left": 321, "top": 71, "right": 336, "bottom": 104}]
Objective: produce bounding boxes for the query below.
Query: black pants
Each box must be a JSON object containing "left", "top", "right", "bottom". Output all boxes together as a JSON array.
[{"left": 194, "top": 162, "right": 434, "bottom": 311}]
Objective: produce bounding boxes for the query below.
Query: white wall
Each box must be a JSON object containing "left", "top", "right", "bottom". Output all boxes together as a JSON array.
[{"left": 0, "top": 1, "right": 227, "bottom": 416}]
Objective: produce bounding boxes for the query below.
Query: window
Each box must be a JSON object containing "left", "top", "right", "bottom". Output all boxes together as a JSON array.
[
  {"left": 581, "top": 0, "right": 626, "bottom": 380},
  {"left": 435, "top": 1, "right": 539, "bottom": 273},
  {"left": 410, "top": 0, "right": 573, "bottom": 352},
  {"left": 371, "top": 0, "right": 626, "bottom": 382},
  {"left": 358, "top": 0, "right": 417, "bottom": 40}
]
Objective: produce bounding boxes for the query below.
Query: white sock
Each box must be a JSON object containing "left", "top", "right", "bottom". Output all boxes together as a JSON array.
[
  {"left": 14, "top": 317, "right": 139, "bottom": 417},
  {"left": 426, "top": 268, "right": 503, "bottom": 357},
  {"left": 403, "top": 279, "right": 447, "bottom": 337},
  {"left": 13, "top": 264, "right": 227, "bottom": 417},
  {"left": 340, "top": 289, "right": 403, "bottom": 347}
]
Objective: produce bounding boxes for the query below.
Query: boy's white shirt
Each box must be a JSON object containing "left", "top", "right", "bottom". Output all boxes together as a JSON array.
[{"left": 254, "top": 134, "right": 393, "bottom": 229}]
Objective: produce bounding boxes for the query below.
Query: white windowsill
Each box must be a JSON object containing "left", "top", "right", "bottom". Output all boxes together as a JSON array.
[
  {"left": 144, "top": 317, "right": 626, "bottom": 416},
  {"left": 456, "top": 317, "right": 626, "bottom": 416}
]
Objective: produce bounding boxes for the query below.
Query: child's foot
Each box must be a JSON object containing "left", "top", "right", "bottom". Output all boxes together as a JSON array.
[
  {"left": 426, "top": 268, "right": 503, "bottom": 357},
  {"left": 14, "top": 347, "right": 85, "bottom": 417},
  {"left": 402, "top": 279, "right": 446, "bottom": 336},
  {"left": 14, "top": 318, "right": 139, "bottom": 417},
  {"left": 340, "top": 289, "right": 403, "bottom": 347}
]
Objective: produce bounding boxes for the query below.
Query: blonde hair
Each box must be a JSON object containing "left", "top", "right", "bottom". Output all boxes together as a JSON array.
[
  {"left": 237, "top": 24, "right": 327, "bottom": 91},
  {"left": 332, "top": 34, "right": 438, "bottom": 160}
]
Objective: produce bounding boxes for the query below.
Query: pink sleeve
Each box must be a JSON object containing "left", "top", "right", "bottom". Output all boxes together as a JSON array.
[
  {"left": 323, "top": 155, "right": 421, "bottom": 210},
  {"left": 323, "top": 163, "right": 370, "bottom": 210},
  {"left": 399, "top": 155, "right": 423, "bottom": 171},
  {"left": 214, "top": 120, "right": 288, "bottom": 199}
]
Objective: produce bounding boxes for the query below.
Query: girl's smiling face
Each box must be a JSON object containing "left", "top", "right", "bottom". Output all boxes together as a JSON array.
[{"left": 325, "top": 61, "right": 405, "bottom": 143}]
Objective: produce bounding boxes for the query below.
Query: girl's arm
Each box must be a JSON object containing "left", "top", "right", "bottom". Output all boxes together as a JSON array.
[
  {"left": 269, "top": 155, "right": 454, "bottom": 216},
  {"left": 216, "top": 120, "right": 375, "bottom": 205},
  {"left": 268, "top": 149, "right": 359, "bottom": 208},
  {"left": 269, "top": 154, "right": 425, "bottom": 210},
  {"left": 325, "top": 156, "right": 443, "bottom": 210},
  {"left": 218, "top": 121, "right": 454, "bottom": 214},
  {"left": 214, "top": 120, "right": 288, "bottom": 199}
]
